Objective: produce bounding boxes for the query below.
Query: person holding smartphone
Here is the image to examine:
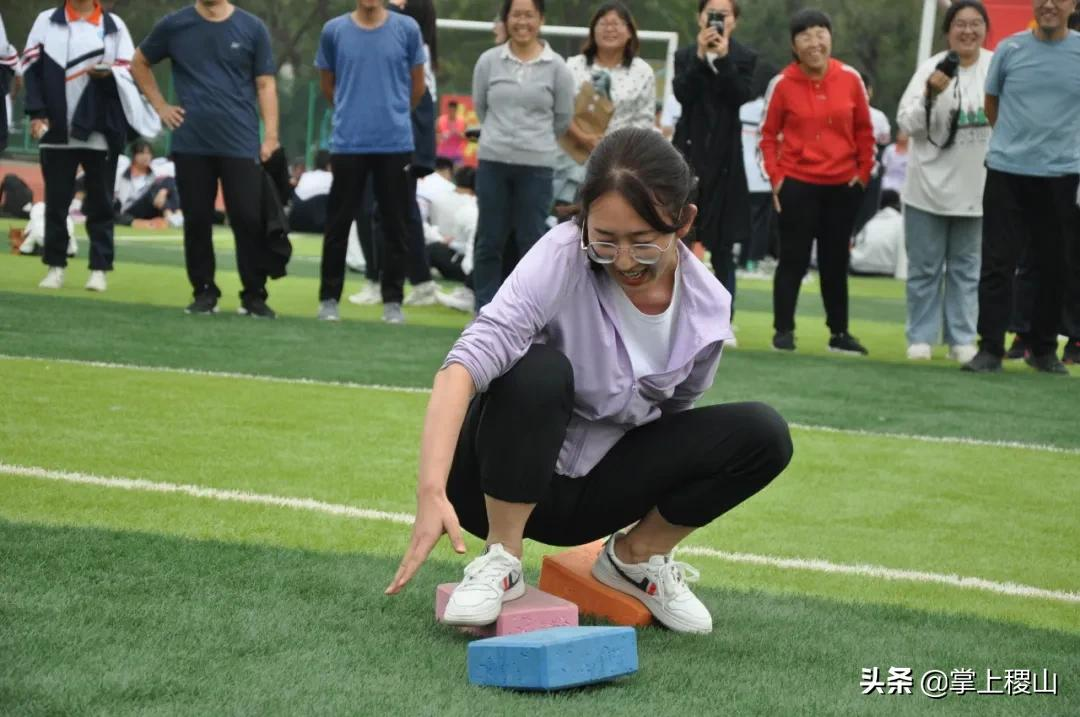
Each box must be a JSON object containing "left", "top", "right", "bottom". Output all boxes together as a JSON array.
[
  {"left": 759, "top": 9, "right": 874, "bottom": 355},
  {"left": 672, "top": 0, "right": 757, "bottom": 308},
  {"left": 896, "top": 1, "right": 993, "bottom": 364},
  {"left": 22, "top": 0, "right": 139, "bottom": 293}
]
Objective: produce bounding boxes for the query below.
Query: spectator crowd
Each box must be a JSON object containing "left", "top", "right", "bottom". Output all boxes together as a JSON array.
[{"left": 1, "top": 0, "right": 1079, "bottom": 370}]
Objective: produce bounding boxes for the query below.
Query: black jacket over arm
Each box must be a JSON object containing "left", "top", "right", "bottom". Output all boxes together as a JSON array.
[{"left": 672, "top": 40, "right": 757, "bottom": 252}]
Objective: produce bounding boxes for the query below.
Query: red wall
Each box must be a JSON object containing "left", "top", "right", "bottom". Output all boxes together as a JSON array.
[{"left": 982, "top": 0, "right": 1035, "bottom": 48}]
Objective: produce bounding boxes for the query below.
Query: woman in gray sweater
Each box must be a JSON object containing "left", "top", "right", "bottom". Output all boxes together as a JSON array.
[{"left": 471, "top": 0, "right": 575, "bottom": 310}]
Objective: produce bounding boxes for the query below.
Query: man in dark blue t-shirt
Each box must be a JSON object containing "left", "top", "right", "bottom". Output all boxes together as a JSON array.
[
  {"left": 315, "top": 0, "right": 426, "bottom": 324},
  {"left": 132, "top": 0, "right": 280, "bottom": 318}
]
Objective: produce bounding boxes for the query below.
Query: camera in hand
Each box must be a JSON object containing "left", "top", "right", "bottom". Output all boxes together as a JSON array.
[
  {"left": 707, "top": 10, "right": 725, "bottom": 37},
  {"left": 935, "top": 51, "right": 960, "bottom": 79}
]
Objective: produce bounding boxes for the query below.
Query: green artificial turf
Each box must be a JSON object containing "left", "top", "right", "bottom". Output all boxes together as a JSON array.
[
  {"left": 2, "top": 217, "right": 1078, "bottom": 715},
  {"left": 1, "top": 520, "right": 1076, "bottom": 716}
]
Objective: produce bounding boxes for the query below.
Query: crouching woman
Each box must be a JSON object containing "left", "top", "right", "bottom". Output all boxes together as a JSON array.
[{"left": 386, "top": 128, "right": 793, "bottom": 635}]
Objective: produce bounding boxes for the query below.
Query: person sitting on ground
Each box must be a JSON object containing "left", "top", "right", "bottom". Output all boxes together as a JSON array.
[
  {"left": 385, "top": 128, "right": 793, "bottom": 635},
  {"left": 850, "top": 189, "right": 906, "bottom": 279},
  {"left": 430, "top": 166, "right": 479, "bottom": 312},
  {"left": 289, "top": 149, "right": 333, "bottom": 234},
  {"left": 114, "top": 139, "right": 182, "bottom": 227},
  {"left": 416, "top": 155, "right": 457, "bottom": 230}
]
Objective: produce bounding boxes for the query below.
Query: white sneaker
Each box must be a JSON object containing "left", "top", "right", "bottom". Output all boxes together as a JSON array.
[
  {"left": 591, "top": 534, "right": 712, "bottom": 634},
  {"left": 38, "top": 266, "right": 65, "bottom": 289},
  {"left": 435, "top": 286, "right": 475, "bottom": 314},
  {"left": 442, "top": 543, "right": 526, "bottom": 626},
  {"left": 347, "top": 281, "right": 381, "bottom": 306},
  {"left": 906, "top": 343, "right": 932, "bottom": 360},
  {"left": 948, "top": 344, "right": 978, "bottom": 364},
  {"left": 85, "top": 270, "right": 107, "bottom": 292},
  {"left": 403, "top": 280, "right": 438, "bottom": 307}
]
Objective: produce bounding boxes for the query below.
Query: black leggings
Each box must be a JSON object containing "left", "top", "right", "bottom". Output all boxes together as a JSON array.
[
  {"left": 446, "top": 345, "right": 794, "bottom": 547},
  {"left": 774, "top": 178, "right": 863, "bottom": 334}
]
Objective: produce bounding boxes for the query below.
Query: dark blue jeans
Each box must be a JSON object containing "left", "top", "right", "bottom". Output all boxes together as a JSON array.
[{"left": 473, "top": 159, "right": 553, "bottom": 309}]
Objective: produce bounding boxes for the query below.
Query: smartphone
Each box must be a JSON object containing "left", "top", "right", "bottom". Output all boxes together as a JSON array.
[{"left": 707, "top": 9, "right": 725, "bottom": 37}]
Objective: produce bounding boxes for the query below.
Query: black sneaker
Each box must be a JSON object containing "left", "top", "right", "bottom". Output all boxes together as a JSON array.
[
  {"left": 1025, "top": 352, "right": 1069, "bottom": 375},
  {"left": 238, "top": 297, "right": 276, "bottom": 319},
  {"left": 1062, "top": 339, "right": 1080, "bottom": 366},
  {"left": 184, "top": 294, "right": 218, "bottom": 315},
  {"left": 828, "top": 332, "right": 868, "bottom": 355},
  {"left": 1005, "top": 335, "right": 1028, "bottom": 360},
  {"left": 961, "top": 350, "right": 1003, "bottom": 373},
  {"left": 772, "top": 331, "right": 795, "bottom": 351}
]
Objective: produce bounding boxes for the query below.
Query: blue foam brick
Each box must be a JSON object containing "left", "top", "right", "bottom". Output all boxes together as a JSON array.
[{"left": 467, "top": 626, "right": 638, "bottom": 691}]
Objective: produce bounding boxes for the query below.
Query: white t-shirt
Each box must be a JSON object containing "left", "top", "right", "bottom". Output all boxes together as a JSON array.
[
  {"left": 604, "top": 265, "right": 681, "bottom": 378},
  {"left": 869, "top": 106, "right": 892, "bottom": 146},
  {"left": 851, "top": 206, "right": 906, "bottom": 279},
  {"left": 739, "top": 98, "right": 770, "bottom": 194},
  {"left": 881, "top": 144, "right": 910, "bottom": 193},
  {"left": 434, "top": 190, "right": 476, "bottom": 255},
  {"left": 416, "top": 171, "right": 456, "bottom": 226},
  {"left": 896, "top": 49, "right": 994, "bottom": 217},
  {"left": 294, "top": 169, "right": 333, "bottom": 201}
]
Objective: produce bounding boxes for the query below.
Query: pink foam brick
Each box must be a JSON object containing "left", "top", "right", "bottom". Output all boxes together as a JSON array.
[{"left": 435, "top": 583, "right": 579, "bottom": 637}]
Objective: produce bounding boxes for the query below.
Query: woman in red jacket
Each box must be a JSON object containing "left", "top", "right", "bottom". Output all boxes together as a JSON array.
[{"left": 760, "top": 9, "right": 874, "bottom": 355}]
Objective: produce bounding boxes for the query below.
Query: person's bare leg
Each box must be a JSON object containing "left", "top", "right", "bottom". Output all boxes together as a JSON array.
[
  {"left": 616, "top": 508, "right": 694, "bottom": 564},
  {"left": 484, "top": 495, "right": 536, "bottom": 559}
]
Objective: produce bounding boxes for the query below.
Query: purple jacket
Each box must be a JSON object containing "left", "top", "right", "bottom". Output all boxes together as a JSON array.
[{"left": 443, "top": 221, "right": 734, "bottom": 477}]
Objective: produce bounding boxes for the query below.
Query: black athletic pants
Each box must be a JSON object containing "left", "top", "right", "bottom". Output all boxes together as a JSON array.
[
  {"left": 321, "top": 153, "right": 411, "bottom": 304},
  {"left": 428, "top": 242, "right": 470, "bottom": 284},
  {"left": 41, "top": 148, "right": 114, "bottom": 271},
  {"left": 773, "top": 178, "right": 863, "bottom": 334},
  {"left": 978, "top": 169, "right": 1080, "bottom": 357},
  {"left": 174, "top": 153, "right": 267, "bottom": 302},
  {"left": 446, "top": 345, "right": 793, "bottom": 547},
  {"left": 118, "top": 177, "right": 180, "bottom": 225}
]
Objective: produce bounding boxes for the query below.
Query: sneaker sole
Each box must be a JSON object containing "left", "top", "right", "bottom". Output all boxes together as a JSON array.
[
  {"left": 184, "top": 307, "right": 219, "bottom": 315},
  {"left": 827, "top": 347, "right": 868, "bottom": 356},
  {"left": 590, "top": 552, "right": 712, "bottom": 635},
  {"left": 441, "top": 580, "right": 527, "bottom": 626}
]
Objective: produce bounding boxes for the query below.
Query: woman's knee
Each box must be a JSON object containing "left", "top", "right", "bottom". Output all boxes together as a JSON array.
[
  {"left": 734, "top": 402, "right": 794, "bottom": 478},
  {"left": 489, "top": 344, "right": 574, "bottom": 409}
]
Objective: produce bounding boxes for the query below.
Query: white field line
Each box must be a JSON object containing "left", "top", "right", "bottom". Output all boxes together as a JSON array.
[
  {"left": 0, "top": 463, "right": 413, "bottom": 525},
  {"left": 2, "top": 353, "right": 1078, "bottom": 456},
  {"left": 0, "top": 354, "right": 431, "bottom": 395},
  {"left": 2, "top": 461, "right": 1078, "bottom": 605}
]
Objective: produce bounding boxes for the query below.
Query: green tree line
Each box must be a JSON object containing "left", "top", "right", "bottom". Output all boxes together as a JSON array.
[{"left": 4, "top": 0, "right": 928, "bottom": 159}]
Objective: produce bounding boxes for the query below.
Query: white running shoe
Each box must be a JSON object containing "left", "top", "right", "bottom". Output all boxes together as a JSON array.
[
  {"left": 38, "top": 266, "right": 65, "bottom": 289},
  {"left": 435, "top": 286, "right": 475, "bottom": 314},
  {"left": 591, "top": 534, "right": 712, "bottom": 634},
  {"left": 906, "top": 343, "right": 932, "bottom": 360},
  {"left": 442, "top": 543, "right": 526, "bottom": 626},
  {"left": 347, "top": 281, "right": 381, "bottom": 306},
  {"left": 85, "top": 270, "right": 107, "bottom": 292},
  {"left": 403, "top": 280, "right": 438, "bottom": 306},
  {"left": 948, "top": 344, "right": 978, "bottom": 364}
]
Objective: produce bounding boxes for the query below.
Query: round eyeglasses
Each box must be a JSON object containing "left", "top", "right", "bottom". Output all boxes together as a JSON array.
[{"left": 583, "top": 235, "right": 676, "bottom": 265}]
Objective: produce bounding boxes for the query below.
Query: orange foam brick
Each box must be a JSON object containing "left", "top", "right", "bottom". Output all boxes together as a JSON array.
[{"left": 538, "top": 541, "right": 653, "bottom": 627}]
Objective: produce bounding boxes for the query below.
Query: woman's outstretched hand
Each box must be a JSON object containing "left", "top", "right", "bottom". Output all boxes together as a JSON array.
[{"left": 385, "top": 488, "right": 467, "bottom": 595}]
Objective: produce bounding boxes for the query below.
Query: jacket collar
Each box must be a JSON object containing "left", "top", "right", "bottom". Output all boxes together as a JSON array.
[
  {"left": 499, "top": 40, "right": 556, "bottom": 64},
  {"left": 51, "top": 3, "right": 116, "bottom": 33}
]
